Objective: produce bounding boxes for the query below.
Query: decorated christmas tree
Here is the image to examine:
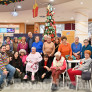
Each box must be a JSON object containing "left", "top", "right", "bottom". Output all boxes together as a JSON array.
[{"left": 44, "top": 4, "right": 56, "bottom": 41}]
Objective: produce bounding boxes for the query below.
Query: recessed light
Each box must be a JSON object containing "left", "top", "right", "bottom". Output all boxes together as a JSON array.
[
  {"left": 71, "top": 17, "right": 74, "bottom": 20},
  {"left": 80, "top": 2, "right": 83, "bottom": 5},
  {"left": 17, "top": 5, "right": 22, "bottom": 9},
  {"left": 50, "top": 0, "right": 54, "bottom": 2}
]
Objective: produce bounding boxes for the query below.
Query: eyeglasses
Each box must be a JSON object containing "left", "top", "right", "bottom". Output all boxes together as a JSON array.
[{"left": 84, "top": 42, "right": 88, "bottom": 43}]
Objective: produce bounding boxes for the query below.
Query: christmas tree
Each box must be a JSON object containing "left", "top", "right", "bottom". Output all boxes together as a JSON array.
[{"left": 44, "top": 4, "right": 56, "bottom": 41}]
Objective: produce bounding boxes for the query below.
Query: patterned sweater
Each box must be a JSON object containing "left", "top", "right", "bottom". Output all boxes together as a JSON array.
[{"left": 0, "top": 52, "right": 8, "bottom": 71}]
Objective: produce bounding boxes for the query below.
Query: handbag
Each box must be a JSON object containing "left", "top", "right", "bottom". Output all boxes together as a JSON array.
[
  {"left": 81, "top": 71, "right": 91, "bottom": 80},
  {"left": 81, "top": 63, "right": 91, "bottom": 80}
]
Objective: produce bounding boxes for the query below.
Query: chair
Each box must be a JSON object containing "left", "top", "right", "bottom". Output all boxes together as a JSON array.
[{"left": 76, "top": 62, "right": 92, "bottom": 91}]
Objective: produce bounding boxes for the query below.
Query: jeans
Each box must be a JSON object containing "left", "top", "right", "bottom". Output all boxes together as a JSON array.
[{"left": 0, "top": 64, "right": 15, "bottom": 86}]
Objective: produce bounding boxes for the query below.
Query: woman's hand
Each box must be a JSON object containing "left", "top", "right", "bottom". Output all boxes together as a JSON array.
[
  {"left": 44, "top": 66, "right": 51, "bottom": 71},
  {"left": 72, "top": 68, "right": 75, "bottom": 71},
  {"left": 56, "top": 67, "right": 60, "bottom": 70},
  {"left": 41, "top": 73, "right": 46, "bottom": 79},
  {"left": 16, "top": 68, "right": 20, "bottom": 72}
]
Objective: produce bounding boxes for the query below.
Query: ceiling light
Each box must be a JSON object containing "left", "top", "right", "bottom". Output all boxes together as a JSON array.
[
  {"left": 71, "top": 17, "right": 74, "bottom": 20},
  {"left": 11, "top": 7, "right": 18, "bottom": 17},
  {"left": 50, "top": 0, "right": 54, "bottom": 2},
  {"left": 80, "top": 2, "right": 83, "bottom": 5},
  {"left": 17, "top": 5, "right": 22, "bottom": 9}
]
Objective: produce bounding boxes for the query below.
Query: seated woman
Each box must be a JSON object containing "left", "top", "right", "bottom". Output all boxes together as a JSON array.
[
  {"left": 10, "top": 52, "right": 24, "bottom": 81},
  {"left": 38, "top": 54, "right": 51, "bottom": 82},
  {"left": 68, "top": 50, "right": 92, "bottom": 89},
  {"left": 24, "top": 47, "right": 42, "bottom": 82},
  {"left": 19, "top": 49, "right": 27, "bottom": 73},
  {"left": 51, "top": 52, "right": 66, "bottom": 91}
]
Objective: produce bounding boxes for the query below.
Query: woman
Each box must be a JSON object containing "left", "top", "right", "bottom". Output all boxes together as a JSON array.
[
  {"left": 24, "top": 47, "right": 42, "bottom": 81},
  {"left": 10, "top": 52, "right": 24, "bottom": 81},
  {"left": 17, "top": 36, "right": 28, "bottom": 54},
  {"left": 43, "top": 36, "right": 55, "bottom": 63},
  {"left": 82, "top": 39, "right": 92, "bottom": 58},
  {"left": 51, "top": 52, "right": 66, "bottom": 91},
  {"left": 55, "top": 37, "right": 60, "bottom": 53},
  {"left": 19, "top": 49, "right": 27, "bottom": 73},
  {"left": 38, "top": 54, "right": 51, "bottom": 82},
  {"left": 13, "top": 37, "right": 18, "bottom": 52},
  {"left": 32, "top": 36, "right": 43, "bottom": 54},
  {"left": 3, "top": 36, "right": 13, "bottom": 51},
  {"left": 68, "top": 50, "right": 92, "bottom": 89},
  {"left": 58, "top": 36, "right": 72, "bottom": 58}
]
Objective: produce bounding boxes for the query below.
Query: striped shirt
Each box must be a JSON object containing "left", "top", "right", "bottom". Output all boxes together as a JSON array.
[{"left": 0, "top": 52, "right": 8, "bottom": 71}]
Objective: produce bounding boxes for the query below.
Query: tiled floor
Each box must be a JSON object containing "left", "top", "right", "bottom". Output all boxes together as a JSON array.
[{"left": 1, "top": 80, "right": 91, "bottom": 92}]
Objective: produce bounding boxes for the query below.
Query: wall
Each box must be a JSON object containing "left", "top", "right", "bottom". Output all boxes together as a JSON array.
[
  {"left": 26, "top": 24, "right": 34, "bottom": 33},
  {"left": 0, "top": 23, "right": 25, "bottom": 33}
]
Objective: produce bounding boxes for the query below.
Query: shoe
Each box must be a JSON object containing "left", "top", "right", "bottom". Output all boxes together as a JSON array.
[
  {"left": 23, "top": 75, "right": 28, "bottom": 80},
  {"left": 69, "top": 84, "right": 76, "bottom": 89},
  {"left": 7, "top": 80, "right": 14, "bottom": 85},
  {"left": 51, "top": 84, "right": 58, "bottom": 91},
  {"left": 0, "top": 85, "right": 3, "bottom": 91},
  {"left": 31, "top": 75, "right": 35, "bottom": 81}
]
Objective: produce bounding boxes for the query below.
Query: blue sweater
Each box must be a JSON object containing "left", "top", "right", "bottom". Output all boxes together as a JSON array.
[
  {"left": 82, "top": 44, "right": 92, "bottom": 58},
  {"left": 31, "top": 41, "right": 43, "bottom": 53},
  {"left": 71, "top": 43, "right": 82, "bottom": 54}
]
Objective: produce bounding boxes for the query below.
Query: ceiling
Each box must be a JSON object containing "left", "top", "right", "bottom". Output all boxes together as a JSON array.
[
  {"left": 0, "top": 0, "right": 92, "bottom": 24},
  {"left": 0, "top": 0, "right": 74, "bottom": 12}
]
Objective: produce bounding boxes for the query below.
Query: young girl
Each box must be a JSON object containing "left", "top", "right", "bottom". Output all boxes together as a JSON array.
[{"left": 19, "top": 49, "right": 27, "bottom": 73}]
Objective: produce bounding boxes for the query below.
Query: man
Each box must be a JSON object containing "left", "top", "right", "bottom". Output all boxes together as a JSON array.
[
  {"left": 0, "top": 45, "right": 15, "bottom": 90},
  {"left": 26, "top": 32, "right": 35, "bottom": 54}
]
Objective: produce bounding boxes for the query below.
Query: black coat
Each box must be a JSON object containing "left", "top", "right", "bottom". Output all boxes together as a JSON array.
[
  {"left": 39, "top": 59, "right": 52, "bottom": 74},
  {"left": 10, "top": 57, "right": 23, "bottom": 72},
  {"left": 26, "top": 37, "right": 35, "bottom": 53}
]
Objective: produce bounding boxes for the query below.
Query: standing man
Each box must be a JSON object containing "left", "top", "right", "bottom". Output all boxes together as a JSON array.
[
  {"left": 0, "top": 45, "right": 15, "bottom": 90},
  {"left": 26, "top": 32, "right": 35, "bottom": 54}
]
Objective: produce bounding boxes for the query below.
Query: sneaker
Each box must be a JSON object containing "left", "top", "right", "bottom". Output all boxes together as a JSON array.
[
  {"left": 69, "top": 84, "right": 76, "bottom": 89},
  {"left": 31, "top": 75, "right": 35, "bottom": 81},
  {"left": 51, "top": 84, "right": 58, "bottom": 91},
  {"left": 23, "top": 75, "right": 28, "bottom": 80},
  {"left": 7, "top": 80, "right": 14, "bottom": 85}
]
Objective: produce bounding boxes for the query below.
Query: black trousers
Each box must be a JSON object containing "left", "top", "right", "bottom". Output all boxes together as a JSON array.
[{"left": 38, "top": 68, "right": 51, "bottom": 81}]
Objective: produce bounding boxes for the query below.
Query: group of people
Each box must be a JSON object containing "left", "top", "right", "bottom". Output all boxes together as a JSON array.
[{"left": 0, "top": 32, "right": 92, "bottom": 91}]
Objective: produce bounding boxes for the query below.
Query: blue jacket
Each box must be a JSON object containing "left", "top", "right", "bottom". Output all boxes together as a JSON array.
[
  {"left": 82, "top": 44, "right": 92, "bottom": 58},
  {"left": 31, "top": 41, "right": 43, "bottom": 53},
  {"left": 71, "top": 43, "right": 82, "bottom": 54}
]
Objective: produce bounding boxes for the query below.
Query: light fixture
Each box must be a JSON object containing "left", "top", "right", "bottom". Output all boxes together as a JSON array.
[
  {"left": 80, "top": 2, "right": 83, "bottom": 5},
  {"left": 71, "top": 17, "right": 74, "bottom": 20},
  {"left": 50, "top": 0, "right": 54, "bottom": 2},
  {"left": 17, "top": 5, "right": 22, "bottom": 9},
  {"left": 11, "top": 4, "right": 18, "bottom": 17}
]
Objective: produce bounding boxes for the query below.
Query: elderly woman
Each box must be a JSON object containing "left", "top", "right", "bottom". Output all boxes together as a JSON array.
[
  {"left": 24, "top": 47, "right": 42, "bottom": 81},
  {"left": 51, "top": 52, "right": 66, "bottom": 91},
  {"left": 82, "top": 39, "right": 92, "bottom": 58},
  {"left": 3, "top": 36, "right": 13, "bottom": 51},
  {"left": 13, "top": 37, "right": 18, "bottom": 52},
  {"left": 32, "top": 36, "right": 43, "bottom": 53},
  {"left": 17, "top": 36, "right": 28, "bottom": 54},
  {"left": 43, "top": 36, "right": 55, "bottom": 63},
  {"left": 42, "top": 35, "right": 48, "bottom": 42},
  {"left": 19, "top": 49, "right": 27, "bottom": 73},
  {"left": 71, "top": 37, "right": 82, "bottom": 59},
  {"left": 68, "top": 50, "right": 92, "bottom": 89},
  {"left": 58, "top": 36, "right": 72, "bottom": 59}
]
